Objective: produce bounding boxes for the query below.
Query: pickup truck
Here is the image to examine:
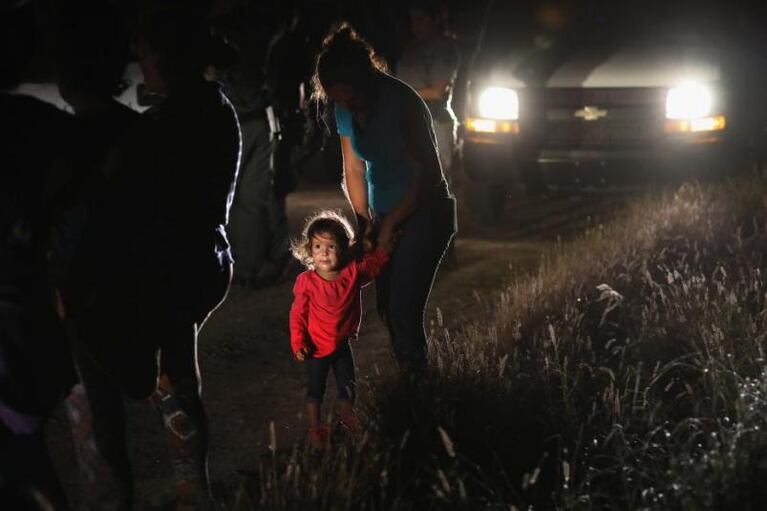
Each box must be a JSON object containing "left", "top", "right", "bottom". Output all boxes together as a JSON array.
[{"left": 460, "top": 1, "right": 767, "bottom": 219}]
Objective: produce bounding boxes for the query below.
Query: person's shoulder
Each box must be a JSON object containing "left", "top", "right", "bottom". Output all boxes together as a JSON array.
[
  {"left": 3, "top": 92, "right": 80, "bottom": 135},
  {"left": 382, "top": 72, "right": 414, "bottom": 94},
  {"left": 294, "top": 270, "right": 314, "bottom": 288},
  {"left": 334, "top": 101, "right": 349, "bottom": 117},
  {"left": 1, "top": 92, "right": 66, "bottom": 117},
  {"left": 432, "top": 35, "right": 459, "bottom": 53},
  {"left": 382, "top": 73, "right": 423, "bottom": 106},
  {"left": 2, "top": 93, "right": 87, "bottom": 152},
  {"left": 334, "top": 102, "right": 353, "bottom": 136},
  {"left": 382, "top": 73, "right": 431, "bottom": 119},
  {"left": 207, "top": 82, "right": 239, "bottom": 120}
]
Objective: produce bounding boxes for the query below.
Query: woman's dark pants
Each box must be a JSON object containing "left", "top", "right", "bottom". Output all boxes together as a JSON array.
[{"left": 376, "top": 197, "right": 456, "bottom": 377}]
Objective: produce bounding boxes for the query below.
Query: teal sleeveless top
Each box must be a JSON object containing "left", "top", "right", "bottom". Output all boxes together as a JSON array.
[{"left": 335, "top": 73, "right": 436, "bottom": 214}]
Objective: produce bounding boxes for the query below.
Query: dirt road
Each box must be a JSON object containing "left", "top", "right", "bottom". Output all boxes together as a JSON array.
[{"left": 47, "top": 183, "right": 629, "bottom": 509}]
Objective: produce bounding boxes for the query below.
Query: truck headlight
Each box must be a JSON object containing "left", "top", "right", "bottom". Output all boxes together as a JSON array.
[
  {"left": 665, "top": 83, "right": 712, "bottom": 120},
  {"left": 478, "top": 87, "right": 519, "bottom": 120}
]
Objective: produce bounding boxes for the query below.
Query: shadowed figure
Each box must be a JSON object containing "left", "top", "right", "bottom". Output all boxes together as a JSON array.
[
  {"left": 396, "top": 0, "right": 459, "bottom": 180},
  {"left": 214, "top": 5, "right": 281, "bottom": 288},
  {"left": 53, "top": 2, "right": 143, "bottom": 509},
  {"left": 312, "top": 23, "right": 457, "bottom": 380},
  {"left": 63, "top": 3, "right": 241, "bottom": 509},
  {"left": 0, "top": 4, "right": 81, "bottom": 509}
]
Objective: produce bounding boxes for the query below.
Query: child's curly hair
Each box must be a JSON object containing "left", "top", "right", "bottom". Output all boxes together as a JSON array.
[{"left": 290, "top": 210, "right": 355, "bottom": 269}]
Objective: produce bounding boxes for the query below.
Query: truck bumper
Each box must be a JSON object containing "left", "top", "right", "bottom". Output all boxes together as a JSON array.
[{"left": 463, "top": 138, "right": 740, "bottom": 187}]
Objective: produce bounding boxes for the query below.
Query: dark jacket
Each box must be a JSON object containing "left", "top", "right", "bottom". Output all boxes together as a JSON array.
[
  {"left": 76, "top": 82, "right": 241, "bottom": 399},
  {"left": 0, "top": 93, "right": 80, "bottom": 418}
]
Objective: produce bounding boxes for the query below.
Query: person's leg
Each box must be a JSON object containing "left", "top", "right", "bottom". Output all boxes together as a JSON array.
[
  {"left": 0, "top": 302, "right": 72, "bottom": 509},
  {"left": 305, "top": 401, "right": 321, "bottom": 430},
  {"left": 227, "top": 118, "right": 274, "bottom": 282},
  {"left": 375, "top": 255, "right": 396, "bottom": 340},
  {"left": 0, "top": 414, "right": 69, "bottom": 510},
  {"left": 383, "top": 205, "right": 455, "bottom": 379},
  {"left": 66, "top": 347, "right": 132, "bottom": 510},
  {"left": 305, "top": 355, "right": 331, "bottom": 449},
  {"left": 147, "top": 261, "right": 230, "bottom": 506},
  {"left": 194, "top": 263, "right": 233, "bottom": 331},
  {"left": 271, "top": 195, "right": 289, "bottom": 269},
  {"left": 154, "top": 320, "right": 210, "bottom": 507},
  {"left": 331, "top": 342, "right": 356, "bottom": 430},
  {"left": 251, "top": 194, "right": 290, "bottom": 287}
]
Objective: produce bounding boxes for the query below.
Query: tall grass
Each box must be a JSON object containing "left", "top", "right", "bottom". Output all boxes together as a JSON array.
[{"left": 236, "top": 177, "right": 767, "bottom": 510}]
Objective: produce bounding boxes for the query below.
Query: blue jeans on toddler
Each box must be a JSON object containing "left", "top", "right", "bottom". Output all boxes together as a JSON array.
[{"left": 305, "top": 341, "right": 355, "bottom": 404}]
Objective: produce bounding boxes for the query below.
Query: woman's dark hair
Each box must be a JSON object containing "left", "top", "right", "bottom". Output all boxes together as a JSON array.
[
  {"left": 291, "top": 210, "right": 355, "bottom": 269},
  {"left": 311, "top": 21, "right": 388, "bottom": 103}
]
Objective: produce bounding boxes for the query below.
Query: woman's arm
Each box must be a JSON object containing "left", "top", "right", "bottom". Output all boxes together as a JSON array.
[
  {"left": 377, "top": 95, "right": 442, "bottom": 246},
  {"left": 340, "top": 135, "right": 373, "bottom": 240}
]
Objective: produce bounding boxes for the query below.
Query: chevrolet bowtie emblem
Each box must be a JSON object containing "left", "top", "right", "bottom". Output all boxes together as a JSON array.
[{"left": 574, "top": 106, "right": 608, "bottom": 121}]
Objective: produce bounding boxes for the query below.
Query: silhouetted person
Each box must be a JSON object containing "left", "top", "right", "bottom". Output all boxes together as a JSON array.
[
  {"left": 264, "top": 5, "right": 316, "bottom": 284},
  {"left": 0, "top": 94, "right": 80, "bottom": 511},
  {"left": 313, "top": 23, "right": 457, "bottom": 380},
  {"left": 0, "top": 4, "right": 79, "bottom": 508},
  {"left": 213, "top": 4, "right": 284, "bottom": 288},
  {"left": 132, "top": 4, "right": 240, "bottom": 507},
  {"left": 71, "top": 4, "right": 240, "bottom": 508},
  {"left": 396, "top": 0, "right": 460, "bottom": 266},
  {"left": 396, "top": 0, "right": 459, "bottom": 178},
  {"left": 54, "top": 2, "right": 144, "bottom": 508}
]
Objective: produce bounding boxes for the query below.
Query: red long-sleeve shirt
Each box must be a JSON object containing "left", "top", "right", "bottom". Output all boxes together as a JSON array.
[{"left": 289, "top": 249, "right": 389, "bottom": 358}]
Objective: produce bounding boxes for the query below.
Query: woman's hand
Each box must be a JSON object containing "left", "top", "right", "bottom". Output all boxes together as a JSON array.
[
  {"left": 377, "top": 221, "right": 398, "bottom": 254},
  {"left": 362, "top": 221, "right": 375, "bottom": 252}
]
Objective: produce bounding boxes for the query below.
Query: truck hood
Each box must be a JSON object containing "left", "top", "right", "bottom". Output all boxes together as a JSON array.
[{"left": 478, "top": 39, "right": 722, "bottom": 89}]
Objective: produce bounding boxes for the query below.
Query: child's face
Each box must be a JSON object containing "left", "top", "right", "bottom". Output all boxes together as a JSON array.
[{"left": 311, "top": 232, "right": 341, "bottom": 273}]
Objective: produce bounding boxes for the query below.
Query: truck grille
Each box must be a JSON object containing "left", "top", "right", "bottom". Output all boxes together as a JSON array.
[
  {"left": 541, "top": 88, "right": 665, "bottom": 147},
  {"left": 545, "top": 117, "right": 660, "bottom": 146},
  {"left": 545, "top": 87, "right": 665, "bottom": 107}
]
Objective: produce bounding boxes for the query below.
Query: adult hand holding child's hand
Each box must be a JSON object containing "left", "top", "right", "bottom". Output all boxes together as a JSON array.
[
  {"left": 377, "top": 223, "right": 401, "bottom": 254},
  {"left": 361, "top": 221, "right": 375, "bottom": 252}
]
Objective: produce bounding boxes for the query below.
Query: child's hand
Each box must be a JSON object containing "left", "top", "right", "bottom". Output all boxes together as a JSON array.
[{"left": 294, "top": 347, "right": 308, "bottom": 362}]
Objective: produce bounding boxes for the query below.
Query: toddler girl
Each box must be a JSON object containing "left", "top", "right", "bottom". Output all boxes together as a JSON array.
[{"left": 289, "top": 210, "right": 390, "bottom": 449}]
